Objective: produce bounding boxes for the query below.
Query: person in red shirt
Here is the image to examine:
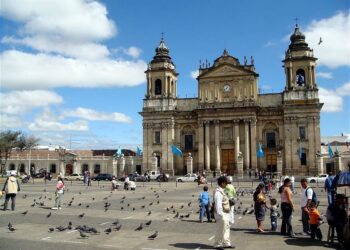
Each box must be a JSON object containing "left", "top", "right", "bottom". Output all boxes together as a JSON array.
[{"left": 305, "top": 202, "right": 322, "bottom": 240}]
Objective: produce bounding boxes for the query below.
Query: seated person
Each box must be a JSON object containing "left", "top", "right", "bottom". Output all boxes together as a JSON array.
[
  {"left": 128, "top": 181, "right": 136, "bottom": 191},
  {"left": 111, "top": 176, "right": 119, "bottom": 191},
  {"left": 327, "top": 193, "right": 348, "bottom": 244}
]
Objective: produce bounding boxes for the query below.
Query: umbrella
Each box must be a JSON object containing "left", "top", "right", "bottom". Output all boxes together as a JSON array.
[{"left": 333, "top": 171, "right": 350, "bottom": 187}]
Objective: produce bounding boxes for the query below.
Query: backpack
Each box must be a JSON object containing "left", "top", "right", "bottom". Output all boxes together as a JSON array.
[{"left": 305, "top": 187, "right": 318, "bottom": 205}]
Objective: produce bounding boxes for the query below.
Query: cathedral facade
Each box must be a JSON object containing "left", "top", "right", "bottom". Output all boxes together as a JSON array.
[{"left": 140, "top": 25, "right": 323, "bottom": 176}]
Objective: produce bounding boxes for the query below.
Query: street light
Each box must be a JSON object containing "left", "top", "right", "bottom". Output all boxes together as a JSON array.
[{"left": 55, "top": 146, "right": 66, "bottom": 177}]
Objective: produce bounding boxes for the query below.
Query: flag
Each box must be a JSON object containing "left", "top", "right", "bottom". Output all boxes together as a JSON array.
[
  {"left": 171, "top": 145, "right": 182, "bottom": 156},
  {"left": 256, "top": 143, "right": 264, "bottom": 158},
  {"left": 137, "top": 146, "right": 142, "bottom": 156},
  {"left": 298, "top": 142, "right": 302, "bottom": 160},
  {"left": 117, "top": 147, "right": 122, "bottom": 157},
  {"left": 328, "top": 144, "right": 334, "bottom": 158}
]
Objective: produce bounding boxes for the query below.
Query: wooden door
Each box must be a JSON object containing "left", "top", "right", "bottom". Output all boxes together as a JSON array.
[
  {"left": 221, "top": 149, "right": 235, "bottom": 175},
  {"left": 266, "top": 154, "right": 277, "bottom": 173},
  {"left": 65, "top": 164, "right": 73, "bottom": 175}
]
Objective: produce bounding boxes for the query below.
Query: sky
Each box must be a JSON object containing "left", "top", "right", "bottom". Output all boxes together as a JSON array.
[{"left": 0, "top": 0, "right": 349, "bottom": 150}]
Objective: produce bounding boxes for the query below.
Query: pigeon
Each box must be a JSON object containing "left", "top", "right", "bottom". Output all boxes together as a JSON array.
[
  {"left": 22, "top": 194, "right": 27, "bottom": 199},
  {"left": 86, "top": 205, "right": 90, "bottom": 208},
  {"left": 184, "top": 213, "right": 190, "bottom": 218},
  {"left": 149, "top": 202, "right": 153, "bottom": 206},
  {"left": 114, "top": 224, "right": 122, "bottom": 231},
  {"left": 132, "top": 207, "right": 136, "bottom": 211},
  {"left": 104, "top": 227, "right": 112, "bottom": 234},
  {"left": 135, "top": 223, "right": 143, "bottom": 231},
  {"left": 22, "top": 210, "right": 28, "bottom": 215},
  {"left": 48, "top": 228, "right": 54, "bottom": 233},
  {"left": 180, "top": 205, "right": 184, "bottom": 209},
  {"left": 147, "top": 211, "right": 151, "bottom": 216},
  {"left": 78, "top": 203, "right": 82, "bottom": 206},
  {"left": 141, "top": 205, "right": 145, "bottom": 209},
  {"left": 166, "top": 207, "right": 170, "bottom": 211},
  {"left": 68, "top": 224, "right": 72, "bottom": 230},
  {"left": 46, "top": 212, "right": 52, "bottom": 218},
  {"left": 145, "top": 220, "right": 152, "bottom": 226},
  {"left": 174, "top": 212, "right": 179, "bottom": 218},
  {"left": 92, "top": 197, "right": 95, "bottom": 201},
  {"left": 148, "top": 231, "right": 158, "bottom": 240},
  {"left": 127, "top": 203, "right": 130, "bottom": 207},
  {"left": 90, "top": 227, "right": 100, "bottom": 234},
  {"left": 112, "top": 220, "right": 120, "bottom": 225},
  {"left": 78, "top": 213, "right": 85, "bottom": 218},
  {"left": 9, "top": 227, "right": 16, "bottom": 232},
  {"left": 8, "top": 222, "right": 12, "bottom": 228},
  {"left": 318, "top": 37, "right": 323, "bottom": 45},
  {"left": 247, "top": 208, "right": 254, "bottom": 214},
  {"left": 56, "top": 226, "right": 67, "bottom": 232},
  {"left": 188, "top": 202, "right": 191, "bottom": 207},
  {"left": 79, "top": 230, "right": 89, "bottom": 238},
  {"left": 164, "top": 217, "right": 170, "bottom": 222}
]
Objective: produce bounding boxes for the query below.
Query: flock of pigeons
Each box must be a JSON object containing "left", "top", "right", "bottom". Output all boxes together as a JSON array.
[{"left": 5, "top": 184, "right": 277, "bottom": 243}]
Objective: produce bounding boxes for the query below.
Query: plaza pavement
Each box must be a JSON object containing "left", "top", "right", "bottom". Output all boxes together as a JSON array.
[{"left": 0, "top": 179, "right": 340, "bottom": 250}]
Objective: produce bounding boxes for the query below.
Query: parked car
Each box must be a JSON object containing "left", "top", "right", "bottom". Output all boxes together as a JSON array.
[
  {"left": 306, "top": 174, "right": 328, "bottom": 183},
  {"left": 92, "top": 173, "right": 113, "bottom": 181},
  {"left": 119, "top": 174, "right": 135, "bottom": 182},
  {"left": 149, "top": 171, "right": 169, "bottom": 181},
  {"left": 176, "top": 173, "right": 198, "bottom": 182},
  {"left": 156, "top": 173, "right": 169, "bottom": 182},
  {"left": 134, "top": 174, "right": 149, "bottom": 182},
  {"left": 64, "top": 173, "right": 84, "bottom": 181},
  {"left": 33, "top": 172, "right": 46, "bottom": 178}
]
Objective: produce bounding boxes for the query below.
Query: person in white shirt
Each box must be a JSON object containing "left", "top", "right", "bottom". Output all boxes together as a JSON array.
[
  {"left": 300, "top": 178, "right": 313, "bottom": 235},
  {"left": 290, "top": 176, "right": 295, "bottom": 194},
  {"left": 213, "top": 176, "right": 235, "bottom": 249}
]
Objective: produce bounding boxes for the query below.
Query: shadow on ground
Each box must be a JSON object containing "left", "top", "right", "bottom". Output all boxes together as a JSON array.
[
  {"left": 169, "top": 243, "right": 214, "bottom": 249},
  {"left": 285, "top": 237, "right": 338, "bottom": 249}
]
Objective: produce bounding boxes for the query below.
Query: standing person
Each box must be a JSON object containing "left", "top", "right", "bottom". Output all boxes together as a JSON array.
[
  {"left": 269, "top": 198, "right": 278, "bottom": 231},
  {"left": 324, "top": 172, "right": 335, "bottom": 205},
  {"left": 290, "top": 176, "right": 295, "bottom": 194},
  {"left": 249, "top": 170, "right": 252, "bottom": 179},
  {"left": 305, "top": 202, "right": 323, "bottom": 240},
  {"left": 225, "top": 176, "right": 236, "bottom": 226},
  {"left": 300, "top": 178, "right": 313, "bottom": 235},
  {"left": 2, "top": 171, "right": 20, "bottom": 211},
  {"left": 111, "top": 176, "right": 118, "bottom": 191},
  {"left": 213, "top": 176, "right": 234, "bottom": 249},
  {"left": 87, "top": 171, "right": 91, "bottom": 186},
  {"left": 279, "top": 178, "right": 295, "bottom": 236},
  {"left": 327, "top": 193, "right": 347, "bottom": 245},
  {"left": 52, "top": 176, "right": 65, "bottom": 210},
  {"left": 198, "top": 185, "right": 211, "bottom": 223},
  {"left": 253, "top": 183, "right": 266, "bottom": 233}
]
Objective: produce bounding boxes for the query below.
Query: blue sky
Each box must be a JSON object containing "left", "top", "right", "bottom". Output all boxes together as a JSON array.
[{"left": 0, "top": 0, "right": 349, "bottom": 149}]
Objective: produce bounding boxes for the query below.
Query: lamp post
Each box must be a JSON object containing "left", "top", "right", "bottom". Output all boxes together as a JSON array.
[{"left": 55, "top": 146, "right": 66, "bottom": 177}]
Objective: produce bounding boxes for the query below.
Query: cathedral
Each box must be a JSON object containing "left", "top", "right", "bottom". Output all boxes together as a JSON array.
[{"left": 140, "top": 25, "right": 323, "bottom": 176}]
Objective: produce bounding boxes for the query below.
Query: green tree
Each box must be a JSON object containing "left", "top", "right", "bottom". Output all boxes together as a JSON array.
[{"left": 0, "top": 130, "right": 39, "bottom": 176}]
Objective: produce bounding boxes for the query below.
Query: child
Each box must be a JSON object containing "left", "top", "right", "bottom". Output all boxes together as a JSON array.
[
  {"left": 269, "top": 198, "right": 278, "bottom": 231},
  {"left": 111, "top": 176, "right": 118, "bottom": 191},
  {"left": 198, "top": 185, "right": 211, "bottom": 223},
  {"left": 306, "top": 202, "right": 323, "bottom": 240}
]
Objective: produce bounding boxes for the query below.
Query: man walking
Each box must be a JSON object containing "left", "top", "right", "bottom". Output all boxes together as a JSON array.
[
  {"left": 213, "top": 176, "right": 235, "bottom": 249},
  {"left": 324, "top": 172, "right": 335, "bottom": 205},
  {"left": 300, "top": 178, "right": 312, "bottom": 235},
  {"left": 2, "top": 171, "right": 20, "bottom": 211}
]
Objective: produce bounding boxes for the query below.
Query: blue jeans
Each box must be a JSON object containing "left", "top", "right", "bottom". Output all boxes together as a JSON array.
[
  {"left": 327, "top": 191, "right": 334, "bottom": 205},
  {"left": 200, "top": 203, "right": 211, "bottom": 222},
  {"left": 271, "top": 216, "right": 278, "bottom": 231}
]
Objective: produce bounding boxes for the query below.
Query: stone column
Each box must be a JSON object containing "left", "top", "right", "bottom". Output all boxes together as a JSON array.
[
  {"left": 112, "top": 158, "right": 118, "bottom": 177},
  {"left": 73, "top": 161, "right": 78, "bottom": 174},
  {"left": 151, "top": 153, "right": 158, "bottom": 172},
  {"left": 214, "top": 120, "right": 221, "bottom": 172},
  {"left": 234, "top": 120, "right": 240, "bottom": 165},
  {"left": 161, "top": 122, "right": 168, "bottom": 171},
  {"left": 316, "top": 154, "right": 324, "bottom": 174},
  {"left": 250, "top": 118, "right": 257, "bottom": 171},
  {"left": 277, "top": 151, "right": 283, "bottom": 174},
  {"left": 167, "top": 121, "right": 175, "bottom": 176},
  {"left": 186, "top": 153, "right": 193, "bottom": 174},
  {"left": 198, "top": 121, "right": 204, "bottom": 171},
  {"left": 244, "top": 120, "right": 250, "bottom": 170},
  {"left": 204, "top": 121, "right": 211, "bottom": 171},
  {"left": 129, "top": 156, "right": 134, "bottom": 174},
  {"left": 142, "top": 122, "right": 148, "bottom": 171},
  {"left": 236, "top": 152, "right": 243, "bottom": 178},
  {"left": 334, "top": 156, "right": 342, "bottom": 172},
  {"left": 118, "top": 154, "right": 125, "bottom": 177}
]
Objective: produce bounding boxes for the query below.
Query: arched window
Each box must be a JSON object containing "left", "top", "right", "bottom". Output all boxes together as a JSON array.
[
  {"left": 82, "top": 164, "right": 89, "bottom": 174},
  {"left": 266, "top": 132, "right": 276, "bottom": 148},
  {"left": 296, "top": 69, "right": 306, "bottom": 86},
  {"left": 9, "top": 163, "right": 15, "bottom": 170},
  {"left": 94, "top": 164, "right": 101, "bottom": 174},
  {"left": 19, "top": 163, "right": 25, "bottom": 173},
  {"left": 184, "top": 135, "right": 193, "bottom": 150},
  {"left": 155, "top": 79, "right": 162, "bottom": 95},
  {"left": 50, "top": 164, "right": 56, "bottom": 173}
]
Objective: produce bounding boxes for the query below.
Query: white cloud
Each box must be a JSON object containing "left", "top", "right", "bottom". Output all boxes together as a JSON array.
[
  {"left": 304, "top": 12, "right": 350, "bottom": 68},
  {"left": 0, "top": 0, "right": 116, "bottom": 42},
  {"left": 2, "top": 35, "right": 110, "bottom": 60},
  {"left": 190, "top": 70, "right": 199, "bottom": 79},
  {"left": 126, "top": 46, "right": 142, "bottom": 58},
  {"left": 28, "top": 108, "right": 88, "bottom": 131},
  {"left": 336, "top": 82, "right": 350, "bottom": 96},
  {"left": 317, "top": 72, "right": 333, "bottom": 79},
  {"left": 0, "top": 90, "right": 63, "bottom": 114},
  {"left": 0, "top": 114, "right": 24, "bottom": 129},
  {"left": 65, "top": 107, "right": 132, "bottom": 123},
  {"left": 263, "top": 41, "right": 276, "bottom": 47},
  {"left": 1, "top": 50, "right": 147, "bottom": 90}
]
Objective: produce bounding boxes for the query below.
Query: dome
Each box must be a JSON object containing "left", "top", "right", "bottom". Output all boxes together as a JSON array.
[
  {"left": 155, "top": 38, "right": 169, "bottom": 56},
  {"left": 290, "top": 24, "right": 305, "bottom": 43},
  {"left": 288, "top": 24, "right": 310, "bottom": 51}
]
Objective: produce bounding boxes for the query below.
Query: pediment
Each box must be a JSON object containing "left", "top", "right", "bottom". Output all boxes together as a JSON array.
[{"left": 199, "top": 64, "right": 256, "bottom": 79}]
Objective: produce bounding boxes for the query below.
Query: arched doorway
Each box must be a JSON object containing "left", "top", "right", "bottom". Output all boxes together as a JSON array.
[
  {"left": 65, "top": 164, "right": 73, "bottom": 175},
  {"left": 19, "top": 163, "right": 25, "bottom": 174}
]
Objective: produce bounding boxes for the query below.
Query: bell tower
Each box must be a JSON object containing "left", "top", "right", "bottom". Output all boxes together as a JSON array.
[
  {"left": 283, "top": 24, "right": 317, "bottom": 91},
  {"left": 145, "top": 37, "right": 178, "bottom": 101}
]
